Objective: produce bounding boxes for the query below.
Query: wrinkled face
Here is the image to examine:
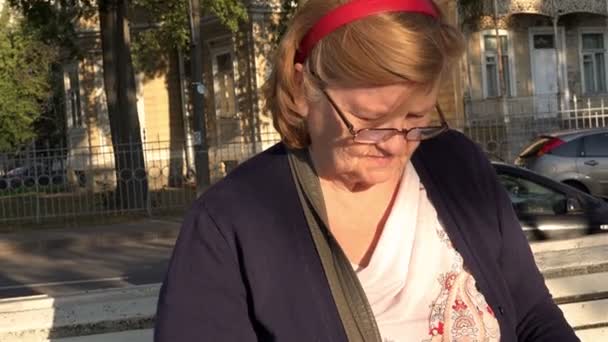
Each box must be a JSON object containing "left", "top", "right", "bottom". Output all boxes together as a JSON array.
[{"left": 301, "top": 80, "right": 440, "bottom": 189}]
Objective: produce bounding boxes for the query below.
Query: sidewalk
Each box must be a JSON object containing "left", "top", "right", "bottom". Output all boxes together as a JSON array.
[{"left": 0, "top": 218, "right": 182, "bottom": 256}]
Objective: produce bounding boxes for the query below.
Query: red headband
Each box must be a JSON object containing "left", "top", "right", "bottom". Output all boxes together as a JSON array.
[{"left": 295, "top": 0, "right": 439, "bottom": 63}]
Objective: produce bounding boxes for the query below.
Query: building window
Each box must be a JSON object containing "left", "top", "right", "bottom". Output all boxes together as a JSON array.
[
  {"left": 63, "top": 65, "right": 83, "bottom": 128},
  {"left": 70, "top": 89, "right": 81, "bottom": 127},
  {"left": 533, "top": 34, "right": 555, "bottom": 49},
  {"left": 582, "top": 33, "right": 606, "bottom": 94},
  {"left": 211, "top": 48, "right": 241, "bottom": 144},
  {"left": 214, "top": 52, "right": 237, "bottom": 119},
  {"left": 482, "top": 34, "right": 513, "bottom": 98}
]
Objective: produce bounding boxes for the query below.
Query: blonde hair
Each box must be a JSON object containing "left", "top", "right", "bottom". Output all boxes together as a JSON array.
[{"left": 263, "top": 0, "right": 465, "bottom": 148}]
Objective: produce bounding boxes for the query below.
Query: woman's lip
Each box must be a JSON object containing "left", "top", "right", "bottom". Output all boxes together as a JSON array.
[
  {"left": 364, "top": 155, "right": 394, "bottom": 165},
  {"left": 365, "top": 155, "right": 392, "bottom": 159}
]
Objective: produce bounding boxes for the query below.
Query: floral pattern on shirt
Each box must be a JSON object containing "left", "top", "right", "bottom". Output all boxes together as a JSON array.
[{"left": 423, "top": 226, "right": 501, "bottom": 342}]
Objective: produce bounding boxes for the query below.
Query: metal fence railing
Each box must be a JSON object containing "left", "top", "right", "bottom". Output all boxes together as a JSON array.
[
  {"left": 0, "top": 132, "right": 282, "bottom": 225},
  {"left": 461, "top": 95, "right": 608, "bottom": 161},
  {"left": 465, "top": 94, "right": 562, "bottom": 117}
]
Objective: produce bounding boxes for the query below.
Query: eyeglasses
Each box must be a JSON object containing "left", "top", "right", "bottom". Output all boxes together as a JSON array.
[{"left": 321, "top": 89, "right": 449, "bottom": 144}]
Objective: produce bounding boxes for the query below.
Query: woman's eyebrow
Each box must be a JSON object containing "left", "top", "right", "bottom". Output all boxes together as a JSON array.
[
  {"left": 346, "top": 103, "right": 387, "bottom": 117},
  {"left": 351, "top": 101, "right": 406, "bottom": 117}
]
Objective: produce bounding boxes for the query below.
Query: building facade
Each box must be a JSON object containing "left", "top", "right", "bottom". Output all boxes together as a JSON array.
[{"left": 462, "top": 0, "right": 608, "bottom": 117}]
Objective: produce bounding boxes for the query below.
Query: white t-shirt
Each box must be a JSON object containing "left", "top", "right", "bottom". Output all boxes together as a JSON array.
[{"left": 353, "top": 162, "right": 501, "bottom": 342}]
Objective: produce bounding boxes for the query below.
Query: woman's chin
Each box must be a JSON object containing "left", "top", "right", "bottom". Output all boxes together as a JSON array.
[{"left": 349, "top": 166, "right": 403, "bottom": 189}]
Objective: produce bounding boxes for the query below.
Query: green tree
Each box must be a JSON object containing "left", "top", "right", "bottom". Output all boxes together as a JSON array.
[{"left": 0, "top": 6, "right": 57, "bottom": 152}]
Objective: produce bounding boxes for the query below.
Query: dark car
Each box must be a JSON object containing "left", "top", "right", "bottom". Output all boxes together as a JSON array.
[
  {"left": 0, "top": 162, "right": 65, "bottom": 190},
  {"left": 493, "top": 162, "right": 608, "bottom": 240}
]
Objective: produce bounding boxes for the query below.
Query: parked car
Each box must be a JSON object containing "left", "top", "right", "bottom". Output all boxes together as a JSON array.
[
  {"left": 514, "top": 128, "right": 608, "bottom": 197},
  {"left": 0, "top": 163, "right": 65, "bottom": 190},
  {"left": 493, "top": 162, "right": 608, "bottom": 240}
]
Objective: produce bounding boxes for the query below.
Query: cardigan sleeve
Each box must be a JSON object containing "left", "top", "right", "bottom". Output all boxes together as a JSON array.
[
  {"left": 488, "top": 159, "right": 580, "bottom": 341},
  {"left": 154, "top": 202, "right": 258, "bottom": 341}
]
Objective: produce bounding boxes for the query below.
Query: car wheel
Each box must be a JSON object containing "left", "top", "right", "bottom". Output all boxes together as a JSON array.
[{"left": 563, "top": 180, "right": 589, "bottom": 193}]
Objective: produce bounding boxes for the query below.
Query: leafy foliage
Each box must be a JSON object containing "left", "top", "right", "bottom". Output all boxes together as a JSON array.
[
  {"left": 457, "top": 0, "right": 486, "bottom": 30},
  {"left": 0, "top": 7, "right": 58, "bottom": 151},
  {"left": 202, "top": 0, "right": 248, "bottom": 32},
  {"left": 131, "top": 0, "right": 248, "bottom": 76},
  {"left": 8, "top": 0, "right": 96, "bottom": 60},
  {"left": 270, "top": 0, "right": 299, "bottom": 46}
]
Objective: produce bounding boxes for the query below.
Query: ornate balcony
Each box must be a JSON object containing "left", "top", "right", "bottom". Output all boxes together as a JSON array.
[{"left": 487, "top": 0, "right": 608, "bottom": 17}]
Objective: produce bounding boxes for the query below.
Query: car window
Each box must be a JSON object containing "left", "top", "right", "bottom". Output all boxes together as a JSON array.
[
  {"left": 550, "top": 138, "right": 581, "bottom": 157},
  {"left": 583, "top": 133, "right": 608, "bottom": 157},
  {"left": 497, "top": 173, "right": 568, "bottom": 215}
]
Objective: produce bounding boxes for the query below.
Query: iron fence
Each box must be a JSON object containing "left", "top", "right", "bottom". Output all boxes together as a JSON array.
[{"left": 0, "top": 132, "right": 282, "bottom": 225}]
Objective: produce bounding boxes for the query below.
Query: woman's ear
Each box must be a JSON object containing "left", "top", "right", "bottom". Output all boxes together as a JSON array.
[
  {"left": 293, "top": 63, "right": 309, "bottom": 117},
  {"left": 294, "top": 63, "right": 304, "bottom": 83}
]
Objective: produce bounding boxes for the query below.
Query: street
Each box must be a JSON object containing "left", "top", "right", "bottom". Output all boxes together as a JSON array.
[{"left": 0, "top": 237, "right": 174, "bottom": 298}]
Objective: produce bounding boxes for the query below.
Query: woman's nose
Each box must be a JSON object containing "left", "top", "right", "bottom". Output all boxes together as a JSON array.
[
  {"left": 373, "top": 131, "right": 409, "bottom": 153},
  {"left": 373, "top": 116, "right": 414, "bottom": 151}
]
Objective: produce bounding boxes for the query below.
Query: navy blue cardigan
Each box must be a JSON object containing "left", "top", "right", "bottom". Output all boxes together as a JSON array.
[{"left": 154, "top": 130, "right": 578, "bottom": 341}]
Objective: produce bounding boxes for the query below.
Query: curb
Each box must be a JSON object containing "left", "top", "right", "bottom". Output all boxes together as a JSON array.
[
  {"left": 553, "top": 291, "right": 608, "bottom": 305},
  {"left": 533, "top": 237, "right": 608, "bottom": 279},
  {"left": 0, "top": 284, "right": 160, "bottom": 341},
  {"left": 540, "top": 262, "right": 608, "bottom": 279},
  {"left": 531, "top": 233, "right": 608, "bottom": 254}
]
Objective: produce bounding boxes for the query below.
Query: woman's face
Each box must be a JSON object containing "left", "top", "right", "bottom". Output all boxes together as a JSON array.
[{"left": 301, "top": 80, "right": 440, "bottom": 190}]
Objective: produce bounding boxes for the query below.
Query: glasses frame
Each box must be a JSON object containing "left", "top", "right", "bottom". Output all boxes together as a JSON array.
[{"left": 321, "top": 89, "right": 449, "bottom": 144}]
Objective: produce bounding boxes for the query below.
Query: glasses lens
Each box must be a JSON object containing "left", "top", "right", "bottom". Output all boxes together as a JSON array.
[{"left": 354, "top": 129, "right": 399, "bottom": 144}]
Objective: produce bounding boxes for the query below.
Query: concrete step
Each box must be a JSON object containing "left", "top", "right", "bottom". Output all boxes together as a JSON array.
[
  {"left": 575, "top": 327, "right": 608, "bottom": 342},
  {"left": 532, "top": 234, "right": 608, "bottom": 279},
  {"left": 50, "top": 329, "right": 152, "bottom": 342},
  {"left": 545, "top": 272, "right": 608, "bottom": 337},
  {"left": 534, "top": 245, "right": 608, "bottom": 279},
  {"left": 558, "top": 298, "right": 608, "bottom": 329},
  {"left": 0, "top": 285, "right": 158, "bottom": 341},
  {"left": 531, "top": 233, "right": 608, "bottom": 254},
  {"left": 546, "top": 272, "right": 608, "bottom": 304}
]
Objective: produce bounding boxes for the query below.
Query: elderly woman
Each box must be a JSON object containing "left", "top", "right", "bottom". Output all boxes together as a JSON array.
[{"left": 155, "top": 0, "right": 578, "bottom": 341}]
